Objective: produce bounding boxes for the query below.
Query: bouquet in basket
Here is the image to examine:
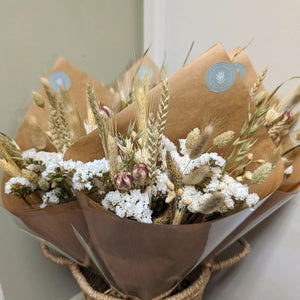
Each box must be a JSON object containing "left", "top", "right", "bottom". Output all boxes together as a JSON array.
[{"left": 1, "top": 43, "right": 299, "bottom": 299}]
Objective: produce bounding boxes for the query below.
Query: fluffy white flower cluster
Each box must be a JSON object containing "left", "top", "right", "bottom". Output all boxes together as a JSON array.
[
  {"left": 102, "top": 188, "right": 152, "bottom": 223},
  {"left": 5, "top": 177, "right": 34, "bottom": 194},
  {"left": 151, "top": 170, "right": 170, "bottom": 196},
  {"left": 161, "top": 136, "right": 225, "bottom": 174},
  {"left": 67, "top": 158, "right": 110, "bottom": 191},
  {"left": 40, "top": 188, "right": 63, "bottom": 208},
  {"left": 22, "top": 149, "right": 64, "bottom": 179},
  {"left": 180, "top": 174, "right": 259, "bottom": 213}
]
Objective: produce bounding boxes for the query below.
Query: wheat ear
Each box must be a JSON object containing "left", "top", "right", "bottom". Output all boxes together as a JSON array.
[
  {"left": 147, "top": 112, "right": 158, "bottom": 181},
  {"left": 156, "top": 79, "right": 170, "bottom": 150},
  {"left": 86, "top": 84, "right": 108, "bottom": 157},
  {"left": 250, "top": 68, "right": 268, "bottom": 99}
]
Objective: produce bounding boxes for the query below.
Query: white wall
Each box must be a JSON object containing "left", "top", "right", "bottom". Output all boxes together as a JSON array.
[
  {"left": 144, "top": 0, "right": 300, "bottom": 96},
  {"left": 144, "top": 1, "right": 300, "bottom": 299}
]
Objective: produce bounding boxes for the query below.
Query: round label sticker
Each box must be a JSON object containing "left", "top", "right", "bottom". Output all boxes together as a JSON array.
[
  {"left": 138, "top": 66, "right": 153, "bottom": 80},
  {"left": 205, "top": 62, "right": 236, "bottom": 93},
  {"left": 233, "top": 62, "right": 246, "bottom": 79},
  {"left": 49, "top": 72, "right": 71, "bottom": 93}
]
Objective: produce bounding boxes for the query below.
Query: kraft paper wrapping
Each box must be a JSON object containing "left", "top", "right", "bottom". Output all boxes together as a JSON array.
[
  {"left": 1, "top": 55, "right": 162, "bottom": 265},
  {"left": 205, "top": 47, "right": 300, "bottom": 257},
  {"left": 64, "top": 44, "right": 285, "bottom": 299},
  {"left": 112, "top": 55, "right": 161, "bottom": 99},
  {"left": 75, "top": 191, "right": 274, "bottom": 300},
  {"left": 229, "top": 47, "right": 300, "bottom": 192},
  {"left": 0, "top": 57, "right": 121, "bottom": 265}
]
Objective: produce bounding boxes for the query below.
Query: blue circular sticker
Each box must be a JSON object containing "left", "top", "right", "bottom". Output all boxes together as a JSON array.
[
  {"left": 205, "top": 62, "right": 236, "bottom": 93},
  {"left": 233, "top": 62, "right": 246, "bottom": 79},
  {"left": 49, "top": 72, "right": 71, "bottom": 93},
  {"left": 138, "top": 66, "right": 153, "bottom": 80}
]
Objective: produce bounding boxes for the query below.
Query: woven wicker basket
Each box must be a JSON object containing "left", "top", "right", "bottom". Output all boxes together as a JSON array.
[{"left": 40, "top": 238, "right": 250, "bottom": 300}]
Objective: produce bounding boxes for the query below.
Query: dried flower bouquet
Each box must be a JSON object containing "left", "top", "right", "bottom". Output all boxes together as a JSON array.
[{"left": 1, "top": 43, "right": 299, "bottom": 299}]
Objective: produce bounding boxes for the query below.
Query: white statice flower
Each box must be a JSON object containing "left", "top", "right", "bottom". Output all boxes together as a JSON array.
[
  {"left": 62, "top": 159, "right": 84, "bottom": 173},
  {"left": 40, "top": 188, "right": 62, "bottom": 208},
  {"left": 180, "top": 185, "right": 212, "bottom": 213},
  {"left": 5, "top": 177, "right": 34, "bottom": 194},
  {"left": 71, "top": 158, "right": 110, "bottom": 191},
  {"left": 22, "top": 149, "right": 64, "bottom": 180},
  {"left": 151, "top": 170, "right": 170, "bottom": 196},
  {"left": 219, "top": 174, "right": 249, "bottom": 202},
  {"left": 179, "top": 138, "right": 188, "bottom": 156},
  {"left": 102, "top": 188, "right": 152, "bottom": 223},
  {"left": 246, "top": 193, "right": 260, "bottom": 207}
]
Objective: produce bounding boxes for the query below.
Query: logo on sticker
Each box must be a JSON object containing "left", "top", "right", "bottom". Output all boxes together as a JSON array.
[
  {"left": 205, "top": 62, "right": 236, "bottom": 93},
  {"left": 233, "top": 62, "right": 246, "bottom": 79},
  {"left": 49, "top": 72, "right": 71, "bottom": 93},
  {"left": 138, "top": 66, "right": 153, "bottom": 80}
]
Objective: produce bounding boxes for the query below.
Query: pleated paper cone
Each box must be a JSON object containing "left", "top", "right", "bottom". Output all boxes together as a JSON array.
[
  {"left": 75, "top": 190, "right": 268, "bottom": 300},
  {"left": 1, "top": 57, "right": 116, "bottom": 265}
]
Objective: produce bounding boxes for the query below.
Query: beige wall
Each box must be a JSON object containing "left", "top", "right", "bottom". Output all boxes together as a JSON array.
[{"left": 0, "top": 1, "right": 143, "bottom": 299}]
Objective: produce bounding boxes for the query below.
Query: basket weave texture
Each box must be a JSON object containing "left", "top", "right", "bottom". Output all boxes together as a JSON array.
[{"left": 40, "top": 238, "right": 250, "bottom": 300}]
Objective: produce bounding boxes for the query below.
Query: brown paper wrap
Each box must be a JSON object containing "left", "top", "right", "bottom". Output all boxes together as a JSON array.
[
  {"left": 0, "top": 57, "right": 125, "bottom": 265},
  {"left": 203, "top": 47, "right": 300, "bottom": 257},
  {"left": 112, "top": 55, "right": 160, "bottom": 98},
  {"left": 229, "top": 47, "right": 300, "bottom": 191},
  {"left": 63, "top": 44, "right": 285, "bottom": 299},
  {"left": 75, "top": 191, "right": 273, "bottom": 300}
]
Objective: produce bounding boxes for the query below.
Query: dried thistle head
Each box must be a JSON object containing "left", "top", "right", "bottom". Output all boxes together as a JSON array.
[
  {"left": 38, "top": 179, "right": 50, "bottom": 191},
  {"left": 251, "top": 162, "right": 273, "bottom": 185},
  {"left": 189, "top": 125, "right": 213, "bottom": 160},
  {"left": 21, "top": 169, "right": 39, "bottom": 184},
  {"left": 213, "top": 130, "right": 235, "bottom": 148}
]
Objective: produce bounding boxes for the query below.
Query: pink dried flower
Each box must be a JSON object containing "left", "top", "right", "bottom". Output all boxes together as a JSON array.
[
  {"left": 114, "top": 171, "right": 133, "bottom": 191},
  {"left": 132, "top": 163, "right": 149, "bottom": 185}
]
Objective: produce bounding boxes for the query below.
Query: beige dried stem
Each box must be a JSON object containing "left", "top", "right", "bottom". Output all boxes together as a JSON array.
[
  {"left": 200, "top": 192, "right": 225, "bottom": 215},
  {"left": 57, "top": 98, "right": 73, "bottom": 149},
  {"left": 25, "top": 115, "right": 47, "bottom": 150},
  {"left": 40, "top": 78, "right": 64, "bottom": 152},
  {"left": 135, "top": 85, "right": 148, "bottom": 144},
  {"left": 182, "top": 165, "right": 212, "bottom": 185},
  {"left": 86, "top": 84, "right": 108, "bottom": 157},
  {"left": 0, "top": 145, "right": 21, "bottom": 177},
  {"left": 189, "top": 125, "right": 213, "bottom": 160}
]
